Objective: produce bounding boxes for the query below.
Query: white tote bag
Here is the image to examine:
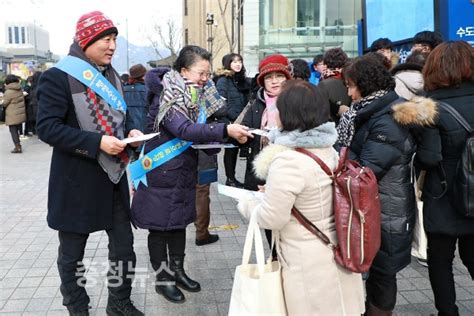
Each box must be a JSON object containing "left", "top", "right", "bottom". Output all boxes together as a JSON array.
[
  {"left": 411, "top": 165, "right": 428, "bottom": 261},
  {"left": 228, "top": 211, "right": 287, "bottom": 316}
]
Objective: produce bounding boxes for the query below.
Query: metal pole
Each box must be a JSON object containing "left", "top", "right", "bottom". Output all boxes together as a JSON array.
[
  {"left": 231, "top": 0, "right": 235, "bottom": 51},
  {"left": 34, "top": 21, "right": 38, "bottom": 63},
  {"left": 126, "top": 18, "right": 129, "bottom": 71}
]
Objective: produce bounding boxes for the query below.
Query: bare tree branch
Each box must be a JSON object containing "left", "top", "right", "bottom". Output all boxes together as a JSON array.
[
  {"left": 148, "top": 19, "right": 182, "bottom": 59},
  {"left": 217, "top": 0, "right": 234, "bottom": 52}
]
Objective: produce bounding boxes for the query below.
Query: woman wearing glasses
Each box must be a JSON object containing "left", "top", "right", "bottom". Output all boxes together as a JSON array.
[
  {"left": 240, "top": 54, "right": 292, "bottom": 191},
  {"left": 131, "top": 45, "right": 252, "bottom": 303}
]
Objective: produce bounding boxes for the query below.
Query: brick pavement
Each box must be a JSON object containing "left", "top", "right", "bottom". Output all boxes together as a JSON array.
[{"left": 0, "top": 126, "right": 473, "bottom": 315}]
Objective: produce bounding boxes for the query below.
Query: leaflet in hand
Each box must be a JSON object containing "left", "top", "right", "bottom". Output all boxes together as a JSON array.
[
  {"left": 191, "top": 143, "right": 237, "bottom": 149},
  {"left": 217, "top": 183, "right": 264, "bottom": 200},
  {"left": 122, "top": 133, "right": 159, "bottom": 144},
  {"left": 248, "top": 128, "right": 269, "bottom": 137}
]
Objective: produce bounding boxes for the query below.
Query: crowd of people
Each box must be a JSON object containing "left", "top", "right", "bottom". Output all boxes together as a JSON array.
[{"left": 2, "top": 8, "right": 471, "bottom": 316}]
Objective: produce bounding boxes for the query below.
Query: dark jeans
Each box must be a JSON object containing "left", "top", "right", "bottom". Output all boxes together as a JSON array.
[
  {"left": 427, "top": 233, "right": 474, "bottom": 316},
  {"left": 148, "top": 229, "right": 186, "bottom": 274},
  {"left": 25, "top": 120, "right": 36, "bottom": 135},
  {"left": 366, "top": 268, "right": 397, "bottom": 311},
  {"left": 224, "top": 147, "right": 239, "bottom": 180},
  {"left": 9, "top": 124, "right": 21, "bottom": 145},
  {"left": 57, "top": 189, "right": 136, "bottom": 313}
]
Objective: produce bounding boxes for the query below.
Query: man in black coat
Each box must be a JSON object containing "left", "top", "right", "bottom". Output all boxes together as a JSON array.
[{"left": 36, "top": 11, "right": 144, "bottom": 316}]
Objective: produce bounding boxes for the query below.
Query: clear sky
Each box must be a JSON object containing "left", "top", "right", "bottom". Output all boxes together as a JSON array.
[{"left": 0, "top": 0, "right": 183, "bottom": 55}]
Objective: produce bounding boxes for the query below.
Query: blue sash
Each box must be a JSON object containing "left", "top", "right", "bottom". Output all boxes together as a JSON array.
[
  {"left": 55, "top": 55, "right": 127, "bottom": 113},
  {"left": 129, "top": 103, "right": 207, "bottom": 189}
]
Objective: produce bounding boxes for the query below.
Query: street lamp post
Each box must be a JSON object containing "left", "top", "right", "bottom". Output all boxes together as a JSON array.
[
  {"left": 126, "top": 18, "right": 129, "bottom": 71},
  {"left": 206, "top": 13, "right": 215, "bottom": 68}
]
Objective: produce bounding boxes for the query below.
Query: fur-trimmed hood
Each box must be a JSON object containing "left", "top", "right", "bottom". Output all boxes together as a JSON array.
[
  {"left": 253, "top": 122, "right": 338, "bottom": 180},
  {"left": 253, "top": 144, "right": 291, "bottom": 180},
  {"left": 392, "top": 96, "right": 438, "bottom": 126},
  {"left": 214, "top": 68, "right": 234, "bottom": 77}
]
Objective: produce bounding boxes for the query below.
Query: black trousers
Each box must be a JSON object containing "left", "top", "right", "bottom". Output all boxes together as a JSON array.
[
  {"left": 427, "top": 233, "right": 474, "bottom": 316},
  {"left": 9, "top": 124, "right": 21, "bottom": 145},
  {"left": 224, "top": 147, "right": 239, "bottom": 179},
  {"left": 148, "top": 229, "right": 186, "bottom": 274},
  {"left": 365, "top": 268, "right": 397, "bottom": 311},
  {"left": 57, "top": 189, "right": 136, "bottom": 313}
]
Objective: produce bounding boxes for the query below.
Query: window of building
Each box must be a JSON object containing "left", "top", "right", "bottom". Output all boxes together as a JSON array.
[
  {"left": 185, "top": 28, "right": 189, "bottom": 46},
  {"left": 21, "top": 27, "right": 26, "bottom": 44},
  {"left": 8, "top": 27, "right": 13, "bottom": 44},
  {"left": 14, "top": 26, "right": 19, "bottom": 44},
  {"left": 184, "top": 0, "right": 188, "bottom": 16},
  {"left": 297, "top": 0, "right": 320, "bottom": 35}
]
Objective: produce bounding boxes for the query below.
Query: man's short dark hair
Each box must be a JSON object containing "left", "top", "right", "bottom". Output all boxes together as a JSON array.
[
  {"left": 290, "top": 59, "right": 311, "bottom": 81},
  {"left": 413, "top": 31, "right": 443, "bottom": 50},
  {"left": 313, "top": 54, "right": 324, "bottom": 65},
  {"left": 277, "top": 80, "right": 329, "bottom": 132},
  {"left": 323, "top": 48, "right": 348, "bottom": 69},
  {"left": 370, "top": 38, "right": 393, "bottom": 52}
]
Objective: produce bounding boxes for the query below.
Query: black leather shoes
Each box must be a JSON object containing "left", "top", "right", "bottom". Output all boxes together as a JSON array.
[
  {"left": 195, "top": 234, "right": 219, "bottom": 246},
  {"left": 106, "top": 295, "right": 144, "bottom": 315},
  {"left": 69, "top": 307, "right": 90, "bottom": 316},
  {"left": 155, "top": 272, "right": 185, "bottom": 304},
  {"left": 170, "top": 256, "right": 201, "bottom": 292},
  {"left": 225, "top": 178, "right": 244, "bottom": 188}
]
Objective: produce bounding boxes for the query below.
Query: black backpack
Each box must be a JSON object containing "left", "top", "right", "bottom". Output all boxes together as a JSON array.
[{"left": 439, "top": 102, "right": 474, "bottom": 217}]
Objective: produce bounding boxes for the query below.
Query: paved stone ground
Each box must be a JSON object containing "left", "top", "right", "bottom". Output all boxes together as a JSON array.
[{"left": 1, "top": 125, "right": 473, "bottom": 315}]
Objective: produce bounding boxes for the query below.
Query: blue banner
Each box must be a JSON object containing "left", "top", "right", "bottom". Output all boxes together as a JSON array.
[{"left": 55, "top": 56, "right": 127, "bottom": 113}]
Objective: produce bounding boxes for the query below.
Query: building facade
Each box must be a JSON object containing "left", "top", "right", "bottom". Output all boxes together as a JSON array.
[
  {"left": 182, "top": 0, "right": 243, "bottom": 71},
  {"left": 243, "top": 0, "right": 361, "bottom": 75},
  {"left": 1, "top": 22, "right": 56, "bottom": 78}
]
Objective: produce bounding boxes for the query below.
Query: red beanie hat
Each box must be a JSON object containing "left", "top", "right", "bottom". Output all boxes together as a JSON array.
[
  {"left": 257, "top": 54, "right": 292, "bottom": 86},
  {"left": 75, "top": 11, "right": 118, "bottom": 50}
]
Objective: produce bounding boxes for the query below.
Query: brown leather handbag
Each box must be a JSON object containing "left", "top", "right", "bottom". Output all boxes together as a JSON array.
[{"left": 292, "top": 147, "right": 381, "bottom": 273}]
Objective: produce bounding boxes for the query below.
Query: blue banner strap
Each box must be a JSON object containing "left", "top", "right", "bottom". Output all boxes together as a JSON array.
[
  {"left": 129, "top": 138, "right": 191, "bottom": 189},
  {"left": 129, "top": 89, "right": 209, "bottom": 189},
  {"left": 55, "top": 55, "right": 127, "bottom": 113}
]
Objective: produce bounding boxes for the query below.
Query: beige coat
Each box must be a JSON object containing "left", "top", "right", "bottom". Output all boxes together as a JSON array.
[
  {"left": 3, "top": 82, "right": 26, "bottom": 126},
  {"left": 239, "top": 144, "right": 365, "bottom": 316}
]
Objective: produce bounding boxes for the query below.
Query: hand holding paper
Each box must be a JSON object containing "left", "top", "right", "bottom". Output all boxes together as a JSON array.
[{"left": 122, "top": 132, "right": 159, "bottom": 145}]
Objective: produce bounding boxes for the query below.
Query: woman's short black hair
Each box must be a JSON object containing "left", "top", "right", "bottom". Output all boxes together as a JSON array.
[
  {"left": 277, "top": 80, "right": 329, "bottom": 132},
  {"left": 290, "top": 59, "right": 311, "bottom": 81},
  {"left": 5, "top": 74, "right": 20, "bottom": 85},
  {"left": 370, "top": 38, "right": 393, "bottom": 52},
  {"left": 323, "top": 48, "right": 348, "bottom": 69},
  {"left": 343, "top": 56, "right": 395, "bottom": 97},
  {"left": 173, "top": 45, "right": 211, "bottom": 71}
]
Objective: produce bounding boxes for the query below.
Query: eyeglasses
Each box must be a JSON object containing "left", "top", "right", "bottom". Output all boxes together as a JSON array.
[
  {"left": 187, "top": 69, "right": 212, "bottom": 79},
  {"left": 264, "top": 73, "right": 286, "bottom": 82}
]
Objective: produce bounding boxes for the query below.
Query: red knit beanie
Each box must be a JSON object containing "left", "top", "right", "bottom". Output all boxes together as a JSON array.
[
  {"left": 257, "top": 54, "right": 292, "bottom": 86},
  {"left": 75, "top": 11, "right": 118, "bottom": 50}
]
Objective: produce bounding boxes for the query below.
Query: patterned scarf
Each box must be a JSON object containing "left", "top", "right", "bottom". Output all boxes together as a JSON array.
[
  {"left": 66, "top": 42, "right": 129, "bottom": 184},
  {"left": 323, "top": 68, "right": 343, "bottom": 80},
  {"left": 154, "top": 69, "right": 224, "bottom": 130},
  {"left": 337, "top": 89, "right": 389, "bottom": 147}
]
